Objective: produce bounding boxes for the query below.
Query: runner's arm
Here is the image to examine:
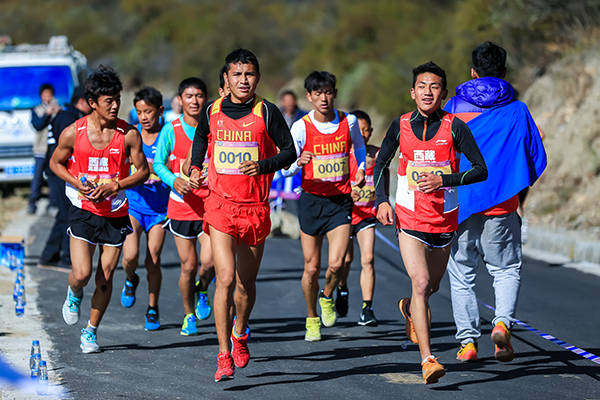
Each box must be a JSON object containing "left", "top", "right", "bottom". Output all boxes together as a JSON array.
[
  {"left": 280, "top": 118, "right": 306, "bottom": 177},
  {"left": 257, "top": 102, "right": 297, "bottom": 174},
  {"left": 348, "top": 113, "right": 366, "bottom": 171},
  {"left": 48, "top": 123, "right": 90, "bottom": 194},
  {"left": 120, "top": 127, "right": 149, "bottom": 189},
  {"left": 442, "top": 118, "right": 488, "bottom": 187},
  {"left": 190, "top": 103, "right": 211, "bottom": 171},
  {"left": 152, "top": 124, "right": 177, "bottom": 189},
  {"left": 374, "top": 118, "right": 400, "bottom": 206}
]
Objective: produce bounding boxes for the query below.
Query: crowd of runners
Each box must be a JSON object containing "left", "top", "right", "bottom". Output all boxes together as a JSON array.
[{"left": 46, "top": 41, "right": 546, "bottom": 384}]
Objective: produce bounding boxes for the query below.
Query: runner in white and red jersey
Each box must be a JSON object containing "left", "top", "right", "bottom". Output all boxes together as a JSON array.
[
  {"left": 373, "top": 62, "right": 487, "bottom": 384},
  {"left": 49, "top": 65, "right": 149, "bottom": 353},
  {"left": 337, "top": 110, "right": 387, "bottom": 327},
  {"left": 189, "top": 49, "right": 296, "bottom": 382}
]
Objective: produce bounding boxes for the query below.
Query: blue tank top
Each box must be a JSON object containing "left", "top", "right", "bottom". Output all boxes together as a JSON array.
[{"left": 126, "top": 133, "right": 170, "bottom": 215}]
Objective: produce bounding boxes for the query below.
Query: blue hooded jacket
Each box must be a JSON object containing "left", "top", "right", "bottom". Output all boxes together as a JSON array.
[{"left": 444, "top": 77, "right": 547, "bottom": 223}]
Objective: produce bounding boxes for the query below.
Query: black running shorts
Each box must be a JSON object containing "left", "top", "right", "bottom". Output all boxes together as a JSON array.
[
  {"left": 298, "top": 191, "right": 353, "bottom": 236},
  {"left": 67, "top": 207, "right": 132, "bottom": 246},
  {"left": 163, "top": 218, "right": 203, "bottom": 239},
  {"left": 350, "top": 217, "right": 377, "bottom": 238},
  {"left": 400, "top": 229, "right": 455, "bottom": 249}
]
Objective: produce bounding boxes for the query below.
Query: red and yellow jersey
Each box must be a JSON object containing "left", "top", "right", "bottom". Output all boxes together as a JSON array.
[
  {"left": 395, "top": 111, "right": 460, "bottom": 233},
  {"left": 65, "top": 116, "right": 130, "bottom": 217},
  {"left": 350, "top": 149, "right": 377, "bottom": 224},
  {"left": 301, "top": 111, "right": 352, "bottom": 196},
  {"left": 207, "top": 96, "right": 277, "bottom": 203}
]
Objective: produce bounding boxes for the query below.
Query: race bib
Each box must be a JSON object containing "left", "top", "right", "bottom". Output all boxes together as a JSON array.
[
  {"left": 312, "top": 153, "right": 348, "bottom": 181},
  {"left": 352, "top": 175, "right": 375, "bottom": 206},
  {"left": 214, "top": 141, "right": 258, "bottom": 175},
  {"left": 132, "top": 159, "right": 160, "bottom": 184},
  {"left": 78, "top": 173, "right": 126, "bottom": 212},
  {"left": 406, "top": 160, "right": 451, "bottom": 191}
]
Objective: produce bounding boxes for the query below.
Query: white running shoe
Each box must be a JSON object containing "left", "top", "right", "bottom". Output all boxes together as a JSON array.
[
  {"left": 80, "top": 328, "right": 100, "bottom": 353},
  {"left": 62, "top": 287, "right": 82, "bottom": 326}
]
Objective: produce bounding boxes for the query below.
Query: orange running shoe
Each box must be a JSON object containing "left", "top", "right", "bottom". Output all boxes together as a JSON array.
[
  {"left": 456, "top": 342, "right": 478, "bottom": 362},
  {"left": 231, "top": 330, "right": 250, "bottom": 368},
  {"left": 214, "top": 352, "right": 235, "bottom": 382},
  {"left": 398, "top": 298, "right": 418, "bottom": 344},
  {"left": 491, "top": 321, "right": 514, "bottom": 362},
  {"left": 421, "top": 356, "right": 445, "bottom": 384}
]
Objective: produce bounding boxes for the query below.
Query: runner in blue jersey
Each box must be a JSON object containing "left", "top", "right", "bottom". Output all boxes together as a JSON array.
[{"left": 119, "top": 87, "right": 170, "bottom": 331}]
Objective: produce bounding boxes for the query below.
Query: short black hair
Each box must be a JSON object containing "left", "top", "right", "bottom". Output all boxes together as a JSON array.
[
  {"left": 351, "top": 109, "right": 371, "bottom": 127},
  {"left": 84, "top": 65, "right": 122, "bottom": 103},
  {"left": 279, "top": 90, "right": 297, "bottom": 100},
  {"left": 472, "top": 41, "right": 507, "bottom": 78},
  {"left": 219, "top": 64, "right": 228, "bottom": 90},
  {"left": 177, "top": 77, "right": 207, "bottom": 97},
  {"left": 70, "top": 87, "right": 85, "bottom": 105},
  {"left": 304, "top": 71, "right": 336, "bottom": 93},
  {"left": 134, "top": 87, "right": 163, "bottom": 110},
  {"left": 412, "top": 61, "right": 447, "bottom": 90},
  {"left": 39, "top": 83, "right": 54, "bottom": 95},
  {"left": 225, "top": 48, "right": 260, "bottom": 75}
]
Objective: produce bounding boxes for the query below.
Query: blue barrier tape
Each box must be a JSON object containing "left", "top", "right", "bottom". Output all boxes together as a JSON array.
[{"left": 374, "top": 228, "right": 600, "bottom": 365}]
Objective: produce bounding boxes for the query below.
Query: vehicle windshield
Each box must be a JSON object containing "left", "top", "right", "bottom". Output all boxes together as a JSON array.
[{"left": 0, "top": 65, "right": 73, "bottom": 111}]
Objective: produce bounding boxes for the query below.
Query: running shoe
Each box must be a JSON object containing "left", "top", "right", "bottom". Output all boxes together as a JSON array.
[
  {"left": 231, "top": 330, "right": 250, "bottom": 368},
  {"left": 398, "top": 298, "right": 418, "bottom": 344},
  {"left": 144, "top": 308, "right": 160, "bottom": 331},
  {"left": 195, "top": 290, "right": 212, "bottom": 320},
  {"left": 120, "top": 273, "right": 139, "bottom": 308},
  {"left": 358, "top": 303, "right": 378, "bottom": 327},
  {"left": 335, "top": 286, "right": 349, "bottom": 318},
  {"left": 318, "top": 290, "right": 337, "bottom": 327},
  {"left": 491, "top": 321, "right": 514, "bottom": 362},
  {"left": 421, "top": 356, "right": 445, "bottom": 384},
  {"left": 305, "top": 317, "right": 321, "bottom": 341},
  {"left": 214, "top": 352, "right": 235, "bottom": 382},
  {"left": 62, "top": 287, "right": 82, "bottom": 326},
  {"left": 233, "top": 316, "right": 251, "bottom": 339},
  {"left": 456, "top": 342, "right": 478, "bottom": 362},
  {"left": 80, "top": 328, "right": 100, "bottom": 353},
  {"left": 180, "top": 313, "right": 198, "bottom": 336}
]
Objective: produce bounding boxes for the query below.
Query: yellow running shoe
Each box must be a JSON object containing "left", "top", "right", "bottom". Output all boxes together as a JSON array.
[
  {"left": 456, "top": 342, "right": 478, "bottom": 362},
  {"left": 305, "top": 317, "right": 321, "bottom": 341},
  {"left": 491, "top": 321, "right": 514, "bottom": 362},
  {"left": 421, "top": 356, "right": 445, "bottom": 384},
  {"left": 318, "top": 291, "right": 337, "bottom": 327}
]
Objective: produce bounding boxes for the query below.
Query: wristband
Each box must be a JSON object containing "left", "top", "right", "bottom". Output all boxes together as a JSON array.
[{"left": 115, "top": 181, "right": 121, "bottom": 191}]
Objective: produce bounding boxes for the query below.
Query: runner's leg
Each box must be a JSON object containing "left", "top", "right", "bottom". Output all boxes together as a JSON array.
[
  {"left": 300, "top": 231, "right": 323, "bottom": 318},
  {"left": 339, "top": 239, "right": 353, "bottom": 287},
  {"left": 68, "top": 237, "right": 95, "bottom": 292},
  {"left": 232, "top": 241, "right": 265, "bottom": 335},
  {"left": 122, "top": 216, "right": 142, "bottom": 281},
  {"left": 89, "top": 245, "right": 123, "bottom": 326},
  {"left": 145, "top": 223, "right": 166, "bottom": 308},
  {"left": 356, "top": 227, "right": 375, "bottom": 302},
  {"left": 323, "top": 224, "right": 351, "bottom": 297},
  {"left": 173, "top": 235, "right": 199, "bottom": 315},
  {"left": 197, "top": 232, "right": 215, "bottom": 291}
]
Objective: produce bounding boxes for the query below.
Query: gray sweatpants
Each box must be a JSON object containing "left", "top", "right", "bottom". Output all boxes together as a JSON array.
[{"left": 447, "top": 212, "right": 522, "bottom": 345}]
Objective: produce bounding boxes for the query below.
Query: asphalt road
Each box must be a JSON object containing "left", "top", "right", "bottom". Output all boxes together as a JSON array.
[{"left": 27, "top": 214, "right": 600, "bottom": 400}]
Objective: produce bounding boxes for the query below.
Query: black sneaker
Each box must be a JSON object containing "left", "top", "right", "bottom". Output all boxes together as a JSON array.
[
  {"left": 358, "top": 305, "right": 378, "bottom": 326},
  {"left": 335, "top": 286, "right": 349, "bottom": 318}
]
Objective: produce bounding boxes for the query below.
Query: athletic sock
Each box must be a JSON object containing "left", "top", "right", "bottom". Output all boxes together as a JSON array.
[
  {"left": 320, "top": 290, "right": 331, "bottom": 300},
  {"left": 86, "top": 321, "right": 97, "bottom": 334},
  {"left": 232, "top": 322, "right": 245, "bottom": 338},
  {"left": 147, "top": 305, "right": 158, "bottom": 313},
  {"left": 338, "top": 285, "right": 348, "bottom": 292},
  {"left": 362, "top": 300, "right": 372, "bottom": 309},
  {"left": 68, "top": 286, "right": 83, "bottom": 298}
]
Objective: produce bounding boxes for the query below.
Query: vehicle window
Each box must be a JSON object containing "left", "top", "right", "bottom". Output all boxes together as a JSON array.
[{"left": 0, "top": 65, "right": 73, "bottom": 111}]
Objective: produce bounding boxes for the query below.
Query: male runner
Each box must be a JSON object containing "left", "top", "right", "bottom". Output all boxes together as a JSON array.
[
  {"left": 189, "top": 48, "right": 296, "bottom": 382},
  {"left": 337, "top": 110, "right": 385, "bottom": 326},
  {"left": 284, "top": 71, "right": 366, "bottom": 342},
  {"left": 443, "top": 42, "right": 546, "bottom": 363},
  {"left": 374, "top": 62, "right": 487, "bottom": 383},
  {"left": 49, "top": 65, "right": 149, "bottom": 353},
  {"left": 119, "top": 87, "right": 170, "bottom": 331},
  {"left": 153, "top": 78, "right": 214, "bottom": 336}
]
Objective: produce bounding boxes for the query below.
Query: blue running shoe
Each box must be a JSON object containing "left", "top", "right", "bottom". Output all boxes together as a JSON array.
[
  {"left": 62, "top": 287, "right": 82, "bottom": 326},
  {"left": 195, "top": 291, "right": 212, "bottom": 320},
  {"left": 80, "top": 328, "right": 100, "bottom": 353},
  {"left": 120, "top": 273, "right": 139, "bottom": 308},
  {"left": 145, "top": 308, "right": 161, "bottom": 331},
  {"left": 181, "top": 313, "right": 198, "bottom": 336}
]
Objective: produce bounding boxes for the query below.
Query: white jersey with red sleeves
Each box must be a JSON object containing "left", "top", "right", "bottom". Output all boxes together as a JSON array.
[
  {"left": 395, "top": 111, "right": 460, "bottom": 233},
  {"left": 65, "top": 116, "right": 130, "bottom": 218}
]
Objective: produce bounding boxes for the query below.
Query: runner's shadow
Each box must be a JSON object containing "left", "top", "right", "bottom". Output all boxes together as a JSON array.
[
  {"left": 224, "top": 362, "right": 416, "bottom": 391},
  {"left": 101, "top": 337, "right": 218, "bottom": 351},
  {"left": 252, "top": 344, "right": 407, "bottom": 364}
]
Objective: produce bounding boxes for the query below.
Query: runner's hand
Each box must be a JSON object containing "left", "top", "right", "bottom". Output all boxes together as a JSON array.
[
  {"left": 297, "top": 151, "right": 314, "bottom": 167},
  {"left": 239, "top": 160, "right": 260, "bottom": 176},
  {"left": 87, "top": 182, "right": 119, "bottom": 202},
  {"left": 354, "top": 169, "right": 365, "bottom": 187},
  {"left": 351, "top": 189, "right": 361, "bottom": 202},
  {"left": 173, "top": 177, "right": 191, "bottom": 196},
  {"left": 417, "top": 172, "right": 442, "bottom": 194},
  {"left": 189, "top": 168, "right": 202, "bottom": 189},
  {"left": 77, "top": 180, "right": 94, "bottom": 197},
  {"left": 377, "top": 202, "right": 394, "bottom": 226}
]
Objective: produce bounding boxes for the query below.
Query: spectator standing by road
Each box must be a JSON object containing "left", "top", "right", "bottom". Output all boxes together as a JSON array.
[{"left": 279, "top": 90, "right": 307, "bottom": 129}]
